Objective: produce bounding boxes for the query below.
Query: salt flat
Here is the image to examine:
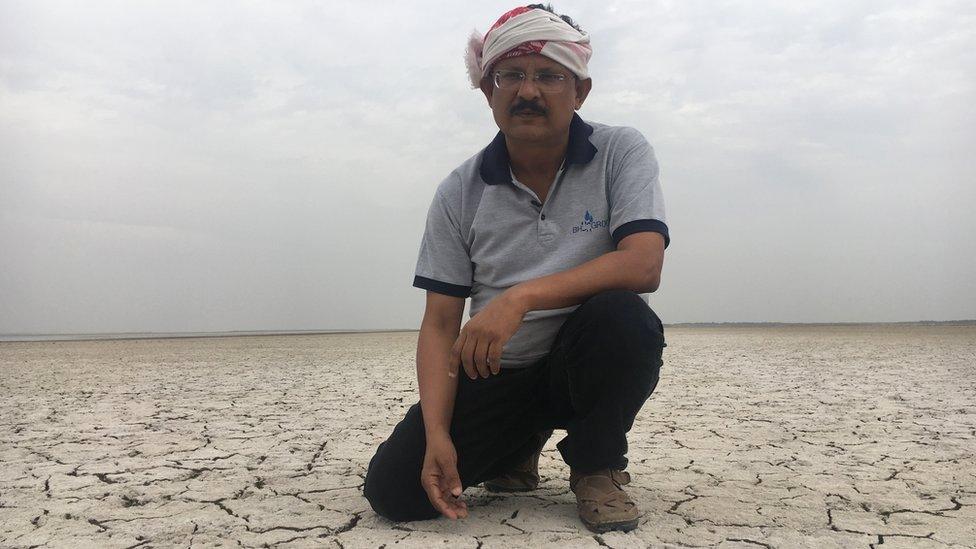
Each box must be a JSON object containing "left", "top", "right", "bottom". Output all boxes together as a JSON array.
[{"left": 1, "top": 325, "right": 974, "bottom": 548}]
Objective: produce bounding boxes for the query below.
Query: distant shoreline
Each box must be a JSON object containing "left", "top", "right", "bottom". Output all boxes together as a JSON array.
[
  {"left": 667, "top": 320, "right": 976, "bottom": 327},
  {"left": 0, "top": 329, "right": 417, "bottom": 343},
  {"left": 2, "top": 321, "right": 974, "bottom": 343}
]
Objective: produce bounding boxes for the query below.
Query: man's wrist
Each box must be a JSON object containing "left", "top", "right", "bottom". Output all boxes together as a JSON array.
[
  {"left": 504, "top": 283, "right": 534, "bottom": 314},
  {"left": 425, "top": 426, "right": 452, "bottom": 444}
]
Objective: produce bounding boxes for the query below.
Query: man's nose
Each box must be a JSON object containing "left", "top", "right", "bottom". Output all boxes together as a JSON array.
[{"left": 516, "top": 76, "right": 542, "bottom": 100}]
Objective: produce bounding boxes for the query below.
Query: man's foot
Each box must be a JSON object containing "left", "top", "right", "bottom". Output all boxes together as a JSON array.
[
  {"left": 483, "top": 429, "right": 553, "bottom": 492},
  {"left": 570, "top": 468, "right": 639, "bottom": 533}
]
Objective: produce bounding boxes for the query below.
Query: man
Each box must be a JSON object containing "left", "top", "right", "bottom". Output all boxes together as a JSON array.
[{"left": 363, "top": 4, "right": 669, "bottom": 533}]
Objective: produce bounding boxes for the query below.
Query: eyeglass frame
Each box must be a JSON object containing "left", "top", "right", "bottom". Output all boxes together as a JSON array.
[{"left": 491, "top": 69, "right": 576, "bottom": 94}]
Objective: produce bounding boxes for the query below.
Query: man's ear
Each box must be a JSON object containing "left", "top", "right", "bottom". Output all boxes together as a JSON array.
[
  {"left": 479, "top": 77, "right": 494, "bottom": 104},
  {"left": 575, "top": 78, "right": 592, "bottom": 110}
]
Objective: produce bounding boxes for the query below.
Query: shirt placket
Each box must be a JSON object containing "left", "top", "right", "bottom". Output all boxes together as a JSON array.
[{"left": 511, "top": 168, "right": 567, "bottom": 245}]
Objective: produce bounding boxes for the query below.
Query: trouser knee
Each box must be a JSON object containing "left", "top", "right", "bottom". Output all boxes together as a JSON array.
[
  {"left": 578, "top": 289, "right": 666, "bottom": 353},
  {"left": 363, "top": 445, "right": 439, "bottom": 522}
]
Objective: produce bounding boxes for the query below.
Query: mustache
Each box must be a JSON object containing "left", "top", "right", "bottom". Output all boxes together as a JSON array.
[{"left": 510, "top": 101, "right": 547, "bottom": 116}]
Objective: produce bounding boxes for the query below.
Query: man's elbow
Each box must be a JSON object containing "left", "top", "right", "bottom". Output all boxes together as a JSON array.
[
  {"left": 644, "top": 272, "right": 661, "bottom": 293},
  {"left": 634, "top": 267, "right": 661, "bottom": 294},
  {"left": 617, "top": 236, "right": 665, "bottom": 294}
]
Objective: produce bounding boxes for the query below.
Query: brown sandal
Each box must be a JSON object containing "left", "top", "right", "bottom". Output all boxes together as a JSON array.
[
  {"left": 570, "top": 469, "right": 638, "bottom": 533},
  {"left": 484, "top": 430, "right": 553, "bottom": 492}
]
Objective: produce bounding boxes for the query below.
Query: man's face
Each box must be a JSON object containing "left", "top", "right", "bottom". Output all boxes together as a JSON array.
[{"left": 480, "top": 53, "right": 592, "bottom": 145}]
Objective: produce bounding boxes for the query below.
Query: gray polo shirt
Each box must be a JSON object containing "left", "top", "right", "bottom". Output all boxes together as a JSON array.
[{"left": 413, "top": 114, "right": 669, "bottom": 368}]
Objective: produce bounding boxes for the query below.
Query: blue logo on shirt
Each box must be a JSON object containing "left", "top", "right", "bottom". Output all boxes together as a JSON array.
[{"left": 572, "top": 210, "right": 608, "bottom": 234}]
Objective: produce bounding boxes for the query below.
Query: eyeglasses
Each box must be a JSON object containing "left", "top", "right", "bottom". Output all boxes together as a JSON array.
[{"left": 492, "top": 70, "right": 570, "bottom": 94}]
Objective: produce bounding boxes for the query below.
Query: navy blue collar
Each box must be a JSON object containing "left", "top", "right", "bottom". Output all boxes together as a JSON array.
[{"left": 479, "top": 113, "right": 598, "bottom": 186}]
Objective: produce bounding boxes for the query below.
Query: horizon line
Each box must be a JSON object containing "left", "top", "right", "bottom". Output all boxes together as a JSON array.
[{"left": 2, "top": 320, "right": 975, "bottom": 343}]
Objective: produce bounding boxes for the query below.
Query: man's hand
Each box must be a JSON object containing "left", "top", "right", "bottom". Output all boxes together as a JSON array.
[
  {"left": 450, "top": 290, "right": 528, "bottom": 379},
  {"left": 421, "top": 432, "right": 468, "bottom": 520}
]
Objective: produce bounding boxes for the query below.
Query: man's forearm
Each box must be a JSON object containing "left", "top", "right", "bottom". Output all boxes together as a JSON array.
[
  {"left": 416, "top": 323, "right": 461, "bottom": 438},
  {"left": 509, "top": 248, "right": 660, "bottom": 313}
]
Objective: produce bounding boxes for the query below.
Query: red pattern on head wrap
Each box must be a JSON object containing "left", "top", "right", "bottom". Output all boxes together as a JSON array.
[
  {"left": 496, "top": 40, "right": 547, "bottom": 66},
  {"left": 486, "top": 6, "right": 533, "bottom": 36},
  {"left": 499, "top": 40, "right": 546, "bottom": 58},
  {"left": 484, "top": 8, "right": 550, "bottom": 74}
]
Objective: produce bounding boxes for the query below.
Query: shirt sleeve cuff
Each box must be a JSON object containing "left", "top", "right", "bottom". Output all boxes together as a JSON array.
[
  {"left": 611, "top": 219, "right": 670, "bottom": 249},
  {"left": 413, "top": 275, "right": 472, "bottom": 298}
]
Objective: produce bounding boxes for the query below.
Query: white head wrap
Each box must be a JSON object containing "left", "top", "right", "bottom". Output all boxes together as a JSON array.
[{"left": 465, "top": 7, "right": 592, "bottom": 89}]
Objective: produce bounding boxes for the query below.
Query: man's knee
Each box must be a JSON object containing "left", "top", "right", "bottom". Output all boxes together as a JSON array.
[
  {"left": 363, "top": 444, "right": 439, "bottom": 522},
  {"left": 574, "top": 289, "right": 666, "bottom": 393},
  {"left": 580, "top": 289, "right": 664, "bottom": 340}
]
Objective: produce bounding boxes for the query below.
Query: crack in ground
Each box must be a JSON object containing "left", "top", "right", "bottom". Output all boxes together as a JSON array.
[
  {"left": 666, "top": 489, "right": 701, "bottom": 524},
  {"left": 195, "top": 498, "right": 250, "bottom": 523},
  {"left": 313, "top": 512, "right": 363, "bottom": 538},
  {"left": 727, "top": 538, "right": 772, "bottom": 548},
  {"left": 500, "top": 518, "right": 527, "bottom": 534},
  {"left": 879, "top": 496, "right": 964, "bottom": 523},
  {"left": 102, "top": 512, "right": 184, "bottom": 523},
  {"left": 307, "top": 441, "right": 329, "bottom": 471},
  {"left": 828, "top": 507, "right": 938, "bottom": 541},
  {"left": 30, "top": 509, "right": 49, "bottom": 528}
]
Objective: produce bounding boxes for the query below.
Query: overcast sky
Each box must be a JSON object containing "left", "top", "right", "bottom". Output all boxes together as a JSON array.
[{"left": 1, "top": 0, "right": 974, "bottom": 335}]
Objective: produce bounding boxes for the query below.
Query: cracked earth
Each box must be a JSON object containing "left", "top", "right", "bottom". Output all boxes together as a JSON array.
[{"left": 1, "top": 324, "right": 974, "bottom": 548}]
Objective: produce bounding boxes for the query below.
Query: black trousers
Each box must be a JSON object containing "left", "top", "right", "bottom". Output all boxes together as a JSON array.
[{"left": 363, "top": 289, "right": 666, "bottom": 522}]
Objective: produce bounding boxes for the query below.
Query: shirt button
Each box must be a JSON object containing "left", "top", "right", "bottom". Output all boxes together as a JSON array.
[{"left": 541, "top": 214, "right": 546, "bottom": 220}]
